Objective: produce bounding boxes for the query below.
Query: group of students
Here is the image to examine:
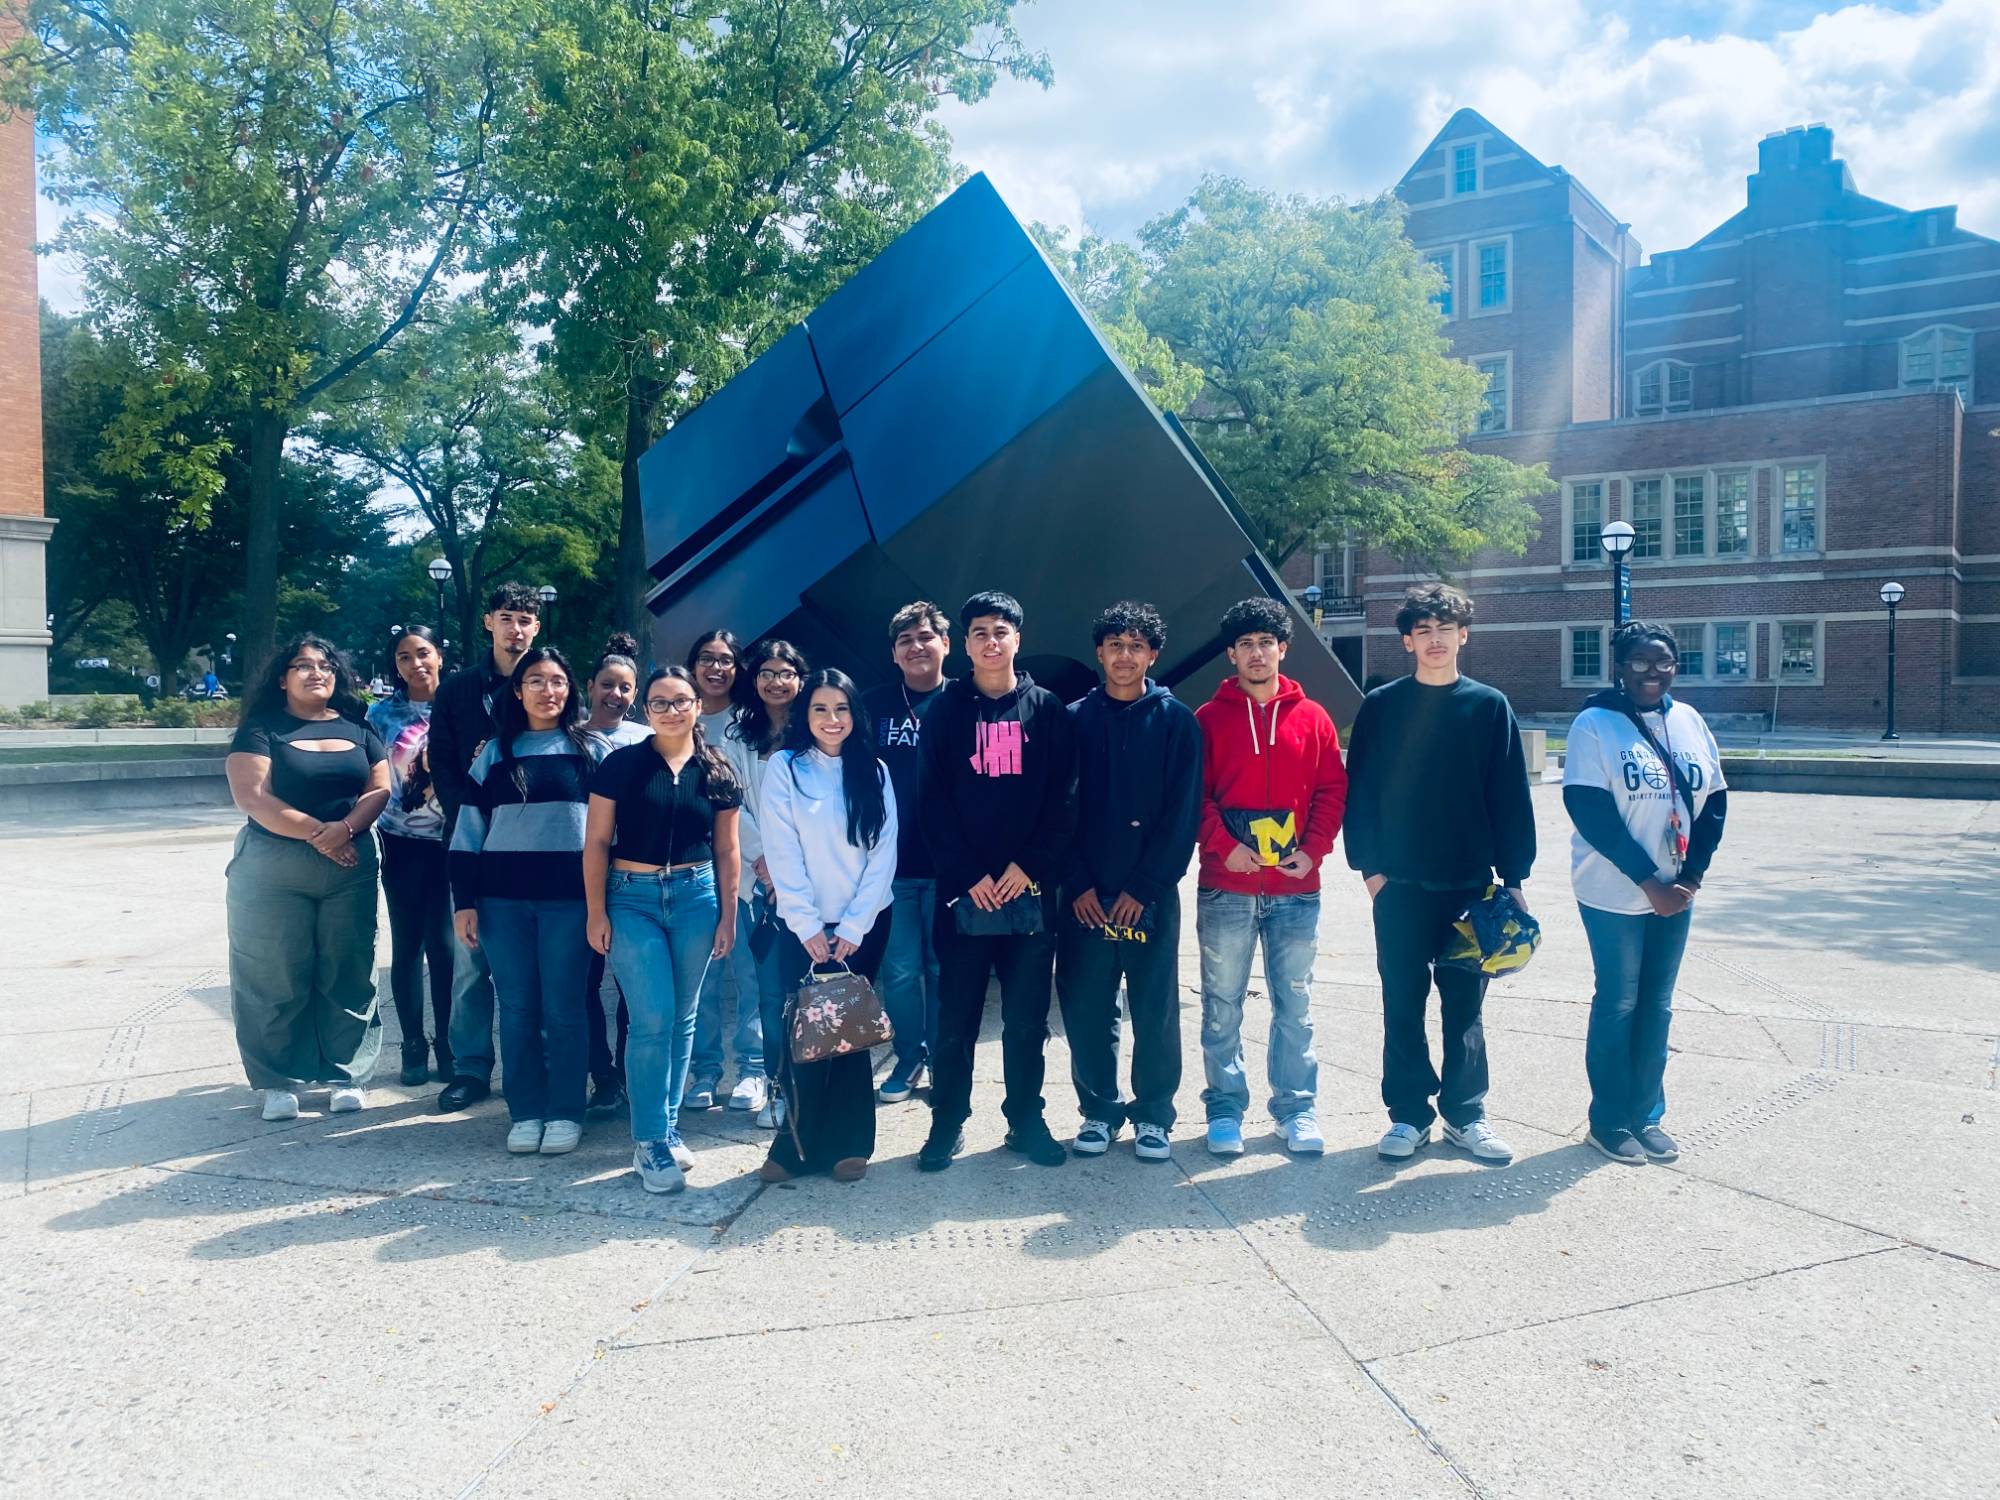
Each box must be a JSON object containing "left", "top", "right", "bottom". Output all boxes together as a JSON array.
[{"left": 220, "top": 576, "right": 1728, "bottom": 1192}]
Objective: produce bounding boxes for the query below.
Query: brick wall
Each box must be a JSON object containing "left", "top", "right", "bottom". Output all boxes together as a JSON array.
[{"left": 0, "top": 102, "right": 41, "bottom": 522}]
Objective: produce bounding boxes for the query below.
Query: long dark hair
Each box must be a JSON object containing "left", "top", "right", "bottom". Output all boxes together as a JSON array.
[
  {"left": 246, "top": 633, "right": 367, "bottom": 724},
  {"left": 732, "top": 637, "right": 807, "bottom": 754},
  {"left": 642, "top": 666, "right": 742, "bottom": 798},
  {"left": 783, "top": 668, "right": 887, "bottom": 851},
  {"left": 493, "top": 646, "right": 592, "bottom": 799},
  {"left": 390, "top": 625, "right": 444, "bottom": 701}
]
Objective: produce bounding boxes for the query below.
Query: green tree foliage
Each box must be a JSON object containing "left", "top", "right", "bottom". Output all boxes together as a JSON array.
[
  {"left": 1058, "top": 178, "right": 1549, "bottom": 571},
  {"left": 491, "top": 0, "right": 1050, "bottom": 635},
  {"left": 15, "top": 0, "right": 523, "bottom": 680}
]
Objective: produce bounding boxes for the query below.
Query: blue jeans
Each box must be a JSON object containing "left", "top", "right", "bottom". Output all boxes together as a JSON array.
[
  {"left": 477, "top": 897, "right": 591, "bottom": 1124},
  {"left": 878, "top": 877, "right": 940, "bottom": 1074},
  {"left": 1197, "top": 887, "right": 1321, "bottom": 1124},
  {"left": 446, "top": 921, "right": 498, "bottom": 1083},
  {"left": 1579, "top": 904, "right": 1692, "bottom": 1137},
  {"left": 607, "top": 867, "right": 720, "bottom": 1142},
  {"left": 691, "top": 898, "right": 766, "bottom": 1083}
]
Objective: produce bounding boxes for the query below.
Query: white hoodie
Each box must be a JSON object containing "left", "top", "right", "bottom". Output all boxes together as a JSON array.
[{"left": 758, "top": 747, "right": 898, "bottom": 946}]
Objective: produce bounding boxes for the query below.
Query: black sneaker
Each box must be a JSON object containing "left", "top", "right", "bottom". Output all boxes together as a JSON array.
[
  {"left": 1587, "top": 1128, "right": 1646, "bottom": 1165},
  {"left": 1634, "top": 1125, "right": 1679, "bottom": 1162},
  {"left": 437, "top": 1077, "right": 490, "bottom": 1113},
  {"left": 588, "top": 1075, "right": 627, "bottom": 1117},
  {"left": 918, "top": 1128, "right": 966, "bottom": 1172},
  {"left": 1004, "top": 1120, "right": 1067, "bottom": 1167}
]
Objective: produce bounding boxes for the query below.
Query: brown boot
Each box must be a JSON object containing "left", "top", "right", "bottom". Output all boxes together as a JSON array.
[
  {"left": 833, "top": 1156, "right": 868, "bottom": 1182},
  {"left": 757, "top": 1157, "right": 793, "bottom": 1183}
]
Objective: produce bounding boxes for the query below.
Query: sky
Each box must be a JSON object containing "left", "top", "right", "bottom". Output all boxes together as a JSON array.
[
  {"left": 36, "top": 0, "right": 2000, "bottom": 307},
  {"left": 937, "top": 0, "right": 2000, "bottom": 260}
]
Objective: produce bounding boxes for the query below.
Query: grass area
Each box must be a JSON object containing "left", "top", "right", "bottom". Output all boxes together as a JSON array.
[{"left": 0, "top": 743, "right": 226, "bottom": 766}]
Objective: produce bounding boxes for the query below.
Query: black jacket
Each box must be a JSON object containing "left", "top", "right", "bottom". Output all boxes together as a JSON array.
[
  {"left": 918, "top": 671, "right": 1077, "bottom": 902},
  {"left": 1063, "top": 681, "right": 1202, "bottom": 908},
  {"left": 427, "top": 656, "right": 511, "bottom": 835}
]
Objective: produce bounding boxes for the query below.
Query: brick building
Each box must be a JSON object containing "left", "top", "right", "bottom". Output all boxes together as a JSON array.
[
  {"left": 0, "top": 63, "right": 49, "bottom": 706},
  {"left": 1287, "top": 109, "right": 2000, "bottom": 734}
]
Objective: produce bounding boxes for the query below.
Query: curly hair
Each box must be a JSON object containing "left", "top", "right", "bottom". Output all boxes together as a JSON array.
[
  {"left": 1092, "top": 600, "right": 1167, "bottom": 650},
  {"left": 1218, "top": 596, "right": 1292, "bottom": 646},
  {"left": 1611, "top": 620, "right": 1679, "bottom": 667},
  {"left": 484, "top": 580, "right": 541, "bottom": 617},
  {"left": 246, "top": 634, "right": 367, "bottom": 724},
  {"left": 1394, "top": 582, "right": 1475, "bottom": 636}
]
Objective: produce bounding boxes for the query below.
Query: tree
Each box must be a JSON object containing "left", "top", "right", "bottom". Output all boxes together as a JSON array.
[
  {"left": 492, "top": 0, "right": 1050, "bottom": 636},
  {"left": 307, "top": 295, "right": 603, "bottom": 647},
  {"left": 15, "top": 0, "right": 521, "bottom": 682},
  {"left": 1030, "top": 223, "right": 1203, "bottom": 414},
  {"left": 1133, "top": 178, "right": 1548, "bottom": 570}
]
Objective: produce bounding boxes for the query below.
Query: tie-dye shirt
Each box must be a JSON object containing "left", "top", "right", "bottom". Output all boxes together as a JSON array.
[{"left": 366, "top": 694, "right": 445, "bottom": 840}]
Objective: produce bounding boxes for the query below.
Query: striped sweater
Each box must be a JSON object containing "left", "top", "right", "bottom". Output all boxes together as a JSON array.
[{"left": 448, "top": 729, "right": 610, "bottom": 910}]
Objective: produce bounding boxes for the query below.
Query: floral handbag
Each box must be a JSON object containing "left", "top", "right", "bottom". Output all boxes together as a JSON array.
[{"left": 789, "top": 960, "right": 894, "bottom": 1065}]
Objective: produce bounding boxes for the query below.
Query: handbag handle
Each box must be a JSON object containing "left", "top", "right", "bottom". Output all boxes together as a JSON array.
[{"left": 803, "top": 958, "right": 855, "bottom": 983}]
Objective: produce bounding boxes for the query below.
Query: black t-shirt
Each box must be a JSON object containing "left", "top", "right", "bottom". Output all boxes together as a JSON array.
[
  {"left": 864, "top": 678, "right": 949, "bottom": 879},
  {"left": 593, "top": 741, "right": 744, "bottom": 867},
  {"left": 231, "top": 711, "right": 386, "bottom": 824}
]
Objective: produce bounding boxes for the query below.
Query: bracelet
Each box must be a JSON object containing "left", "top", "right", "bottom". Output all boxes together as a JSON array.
[{"left": 341, "top": 819, "right": 357, "bottom": 840}]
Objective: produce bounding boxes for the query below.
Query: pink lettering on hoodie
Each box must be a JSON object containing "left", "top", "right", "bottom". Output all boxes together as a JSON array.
[{"left": 970, "top": 718, "right": 1024, "bottom": 776}]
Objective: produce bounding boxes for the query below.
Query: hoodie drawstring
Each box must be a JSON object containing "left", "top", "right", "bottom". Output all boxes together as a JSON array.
[{"left": 1244, "top": 695, "right": 1261, "bottom": 756}]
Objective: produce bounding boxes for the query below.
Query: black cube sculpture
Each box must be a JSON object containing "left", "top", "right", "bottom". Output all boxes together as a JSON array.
[{"left": 638, "top": 173, "right": 1361, "bottom": 720}]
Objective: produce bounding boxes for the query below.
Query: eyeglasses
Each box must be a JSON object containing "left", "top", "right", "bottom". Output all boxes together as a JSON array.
[
  {"left": 694, "top": 654, "right": 735, "bottom": 669},
  {"left": 757, "top": 668, "right": 799, "bottom": 684},
  {"left": 646, "top": 696, "right": 698, "bottom": 714}
]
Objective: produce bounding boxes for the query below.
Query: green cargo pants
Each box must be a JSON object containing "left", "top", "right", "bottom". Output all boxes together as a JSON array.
[{"left": 225, "top": 824, "right": 383, "bottom": 1090}]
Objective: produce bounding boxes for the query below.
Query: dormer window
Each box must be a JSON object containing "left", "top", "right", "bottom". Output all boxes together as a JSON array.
[
  {"left": 1633, "top": 360, "right": 1693, "bottom": 415},
  {"left": 1900, "top": 325, "right": 1972, "bottom": 402},
  {"left": 1450, "top": 143, "right": 1480, "bottom": 196}
]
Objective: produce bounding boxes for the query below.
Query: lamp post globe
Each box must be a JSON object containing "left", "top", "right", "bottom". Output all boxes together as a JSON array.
[
  {"left": 427, "top": 556, "right": 453, "bottom": 631},
  {"left": 537, "top": 585, "right": 558, "bottom": 641},
  {"left": 1302, "top": 583, "right": 1324, "bottom": 630},
  {"left": 1879, "top": 581, "right": 1905, "bottom": 741},
  {"left": 1599, "top": 521, "right": 1636, "bottom": 627}
]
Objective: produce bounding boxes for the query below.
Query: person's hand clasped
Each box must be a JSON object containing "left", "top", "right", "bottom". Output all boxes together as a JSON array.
[
  {"left": 1506, "top": 885, "right": 1532, "bottom": 916},
  {"left": 1276, "top": 850, "right": 1314, "bottom": 879},
  {"left": 453, "top": 909, "right": 479, "bottom": 950},
  {"left": 587, "top": 912, "right": 612, "bottom": 956},
  {"left": 993, "top": 862, "right": 1031, "bottom": 904},
  {"left": 1223, "top": 843, "right": 1262, "bottom": 874},
  {"left": 967, "top": 874, "right": 1003, "bottom": 912},
  {"left": 1072, "top": 888, "right": 1109, "bottom": 927},
  {"left": 830, "top": 934, "right": 859, "bottom": 963},
  {"left": 1639, "top": 878, "right": 1687, "bottom": 917},
  {"left": 804, "top": 930, "right": 833, "bottom": 964},
  {"left": 1107, "top": 892, "right": 1146, "bottom": 928},
  {"left": 308, "top": 819, "right": 352, "bottom": 860}
]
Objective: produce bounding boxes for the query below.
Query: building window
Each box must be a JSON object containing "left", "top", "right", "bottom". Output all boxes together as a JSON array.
[
  {"left": 1452, "top": 143, "right": 1479, "bottom": 196},
  {"left": 1713, "top": 622, "right": 1751, "bottom": 679},
  {"left": 1715, "top": 470, "right": 1751, "bottom": 556},
  {"left": 1629, "top": 478, "right": 1663, "bottom": 559},
  {"left": 1780, "top": 464, "right": 1821, "bottom": 552},
  {"left": 1900, "top": 325, "right": 1973, "bottom": 402},
  {"left": 1475, "top": 239, "right": 1509, "bottom": 312},
  {"left": 1475, "top": 355, "right": 1510, "bottom": 433},
  {"left": 1672, "top": 474, "right": 1706, "bottom": 555},
  {"left": 1426, "top": 250, "right": 1455, "bottom": 318},
  {"left": 1779, "top": 621, "right": 1819, "bottom": 680},
  {"left": 1633, "top": 359, "right": 1693, "bottom": 415},
  {"left": 1671, "top": 623, "right": 1706, "bottom": 679},
  {"left": 1569, "top": 626, "right": 1604, "bottom": 683},
  {"left": 1570, "top": 480, "right": 1603, "bottom": 563}
]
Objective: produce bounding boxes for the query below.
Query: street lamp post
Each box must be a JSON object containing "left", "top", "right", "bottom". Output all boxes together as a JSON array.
[
  {"left": 537, "top": 584, "right": 559, "bottom": 642},
  {"left": 1302, "top": 583, "right": 1324, "bottom": 631},
  {"left": 388, "top": 624, "right": 403, "bottom": 681},
  {"left": 1879, "top": 581, "right": 1905, "bottom": 741},
  {"left": 1599, "top": 520, "right": 1636, "bottom": 627},
  {"left": 427, "top": 556, "right": 453, "bottom": 632}
]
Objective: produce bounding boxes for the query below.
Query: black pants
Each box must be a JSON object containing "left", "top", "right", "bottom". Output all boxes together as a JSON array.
[
  {"left": 583, "top": 951, "right": 630, "bottom": 1085},
  {"left": 1372, "top": 881, "right": 1490, "bottom": 1130},
  {"left": 930, "top": 890, "right": 1059, "bottom": 1132},
  {"left": 766, "top": 916, "right": 891, "bottom": 1175},
  {"left": 1055, "top": 892, "right": 1183, "bottom": 1129},
  {"left": 379, "top": 832, "right": 453, "bottom": 1071}
]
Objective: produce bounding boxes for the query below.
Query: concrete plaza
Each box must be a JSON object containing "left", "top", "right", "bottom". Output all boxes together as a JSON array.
[{"left": 1, "top": 788, "right": 1996, "bottom": 1499}]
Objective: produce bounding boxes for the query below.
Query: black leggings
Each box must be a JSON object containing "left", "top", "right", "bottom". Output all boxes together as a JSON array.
[
  {"left": 379, "top": 832, "right": 453, "bottom": 1066},
  {"left": 584, "top": 951, "right": 631, "bottom": 1084}
]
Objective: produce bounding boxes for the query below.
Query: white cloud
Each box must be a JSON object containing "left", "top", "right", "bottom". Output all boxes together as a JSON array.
[{"left": 945, "top": 0, "right": 2000, "bottom": 257}]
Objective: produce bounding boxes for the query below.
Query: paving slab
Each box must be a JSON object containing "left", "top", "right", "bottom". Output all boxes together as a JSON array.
[
  {"left": 1368, "top": 1246, "right": 2000, "bottom": 1500},
  {"left": 479, "top": 1279, "right": 1470, "bottom": 1500},
  {"left": 0, "top": 1169, "right": 715, "bottom": 1497}
]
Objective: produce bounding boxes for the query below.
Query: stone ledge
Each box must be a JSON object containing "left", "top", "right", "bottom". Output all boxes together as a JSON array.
[{"left": 1721, "top": 755, "right": 2000, "bottom": 798}]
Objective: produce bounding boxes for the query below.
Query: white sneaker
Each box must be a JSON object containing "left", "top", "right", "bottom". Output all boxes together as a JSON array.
[
  {"left": 539, "top": 1120, "right": 583, "bottom": 1155},
  {"left": 666, "top": 1131, "right": 695, "bottom": 1171},
  {"left": 756, "top": 1093, "right": 788, "bottom": 1130},
  {"left": 729, "top": 1074, "right": 769, "bottom": 1114},
  {"left": 328, "top": 1086, "right": 365, "bottom": 1114},
  {"left": 1377, "top": 1122, "right": 1430, "bottom": 1160},
  {"left": 1442, "top": 1118, "right": 1515, "bottom": 1164},
  {"left": 633, "top": 1141, "right": 686, "bottom": 1194},
  {"left": 1133, "top": 1123, "right": 1172, "bottom": 1161},
  {"left": 1072, "top": 1119, "right": 1117, "bottom": 1155},
  {"left": 1282, "top": 1115, "right": 1325, "bottom": 1156},
  {"left": 506, "top": 1119, "right": 545, "bottom": 1154},
  {"left": 261, "top": 1089, "right": 300, "bottom": 1122}
]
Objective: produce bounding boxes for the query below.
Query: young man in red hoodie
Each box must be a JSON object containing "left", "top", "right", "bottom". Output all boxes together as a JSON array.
[{"left": 1194, "top": 597, "right": 1348, "bottom": 1157}]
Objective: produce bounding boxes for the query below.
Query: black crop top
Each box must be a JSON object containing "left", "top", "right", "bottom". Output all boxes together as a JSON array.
[
  {"left": 231, "top": 711, "right": 386, "bottom": 825},
  {"left": 593, "top": 741, "right": 743, "bottom": 867}
]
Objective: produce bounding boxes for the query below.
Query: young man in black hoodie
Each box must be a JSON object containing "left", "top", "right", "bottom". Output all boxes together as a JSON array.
[
  {"left": 917, "top": 591, "right": 1077, "bottom": 1170},
  {"left": 1057, "top": 602, "right": 1202, "bottom": 1161},
  {"left": 1343, "top": 583, "right": 1536, "bottom": 1165},
  {"left": 429, "top": 581, "right": 541, "bottom": 1111}
]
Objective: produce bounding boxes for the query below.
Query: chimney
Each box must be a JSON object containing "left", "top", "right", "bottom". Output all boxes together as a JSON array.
[{"left": 1749, "top": 124, "right": 1851, "bottom": 215}]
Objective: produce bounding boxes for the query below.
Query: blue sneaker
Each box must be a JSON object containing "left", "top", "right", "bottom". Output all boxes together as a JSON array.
[
  {"left": 665, "top": 1129, "right": 694, "bottom": 1171},
  {"left": 878, "top": 1055, "right": 927, "bottom": 1103},
  {"left": 634, "top": 1140, "right": 685, "bottom": 1194},
  {"left": 1205, "top": 1117, "right": 1245, "bottom": 1157}
]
